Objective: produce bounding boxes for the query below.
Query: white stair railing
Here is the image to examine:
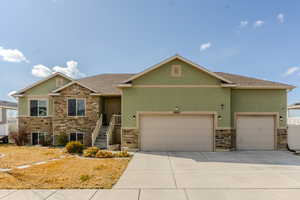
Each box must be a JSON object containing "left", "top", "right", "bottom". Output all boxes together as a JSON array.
[
  {"left": 92, "top": 114, "right": 103, "bottom": 146},
  {"left": 106, "top": 114, "right": 121, "bottom": 148}
]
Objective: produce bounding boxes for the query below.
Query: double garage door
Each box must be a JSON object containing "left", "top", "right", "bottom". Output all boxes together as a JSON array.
[{"left": 140, "top": 114, "right": 276, "bottom": 151}]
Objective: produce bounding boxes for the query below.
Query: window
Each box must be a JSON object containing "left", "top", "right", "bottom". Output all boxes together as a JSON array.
[
  {"left": 171, "top": 65, "right": 182, "bottom": 77},
  {"left": 0, "top": 108, "right": 2, "bottom": 122},
  {"left": 30, "top": 100, "right": 47, "bottom": 117},
  {"left": 69, "top": 132, "right": 84, "bottom": 144},
  {"left": 68, "top": 99, "right": 85, "bottom": 116},
  {"left": 32, "top": 132, "right": 48, "bottom": 145},
  {"left": 56, "top": 77, "right": 64, "bottom": 87}
]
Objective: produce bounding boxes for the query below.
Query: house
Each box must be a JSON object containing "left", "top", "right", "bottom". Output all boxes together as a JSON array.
[
  {"left": 13, "top": 55, "right": 295, "bottom": 151},
  {"left": 0, "top": 100, "right": 18, "bottom": 143}
]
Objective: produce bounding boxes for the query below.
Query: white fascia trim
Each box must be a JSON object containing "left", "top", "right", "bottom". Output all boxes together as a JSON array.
[
  {"left": 13, "top": 72, "right": 74, "bottom": 96},
  {"left": 121, "top": 54, "right": 233, "bottom": 84},
  {"left": 51, "top": 81, "right": 98, "bottom": 93},
  {"left": 117, "top": 84, "right": 132, "bottom": 88},
  {"left": 234, "top": 86, "right": 295, "bottom": 89}
]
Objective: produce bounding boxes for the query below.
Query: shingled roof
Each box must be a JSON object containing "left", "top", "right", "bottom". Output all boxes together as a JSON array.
[
  {"left": 74, "top": 72, "right": 294, "bottom": 95},
  {"left": 77, "top": 74, "right": 134, "bottom": 95},
  {"left": 215, "top": 72, "right": 295, "bottom": 89}
]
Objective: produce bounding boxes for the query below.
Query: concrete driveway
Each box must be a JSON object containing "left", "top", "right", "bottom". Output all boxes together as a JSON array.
[
  {"left": 113, "top": 151, "right": 300, "bottom": 199},
  {"left": 2, "top": 151, "right": 300, "bottom": 200}
]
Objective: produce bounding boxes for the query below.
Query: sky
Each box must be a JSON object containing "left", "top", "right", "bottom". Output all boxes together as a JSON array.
[{"left": 1, "top": 0, "right": 300, "bottom": 104}]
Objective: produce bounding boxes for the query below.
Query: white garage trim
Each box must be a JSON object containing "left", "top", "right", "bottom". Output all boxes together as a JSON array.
[
  {"left": 136, "top": 111, "right": 217, "bottom": 151},
  {"left": 234, "top": 112, "right": 279, "bottom": 150}
]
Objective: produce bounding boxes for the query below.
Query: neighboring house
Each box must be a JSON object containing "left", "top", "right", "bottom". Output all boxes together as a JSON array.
[
  {"left": 0, "top": 100, "right": 18, "bottom": 143},
  {"left": 13, "top": 55, "right": 295, "bottom": 151}
]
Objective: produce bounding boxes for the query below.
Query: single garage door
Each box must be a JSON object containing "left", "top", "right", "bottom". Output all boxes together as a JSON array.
[
  {"left": 236, "top": 115, "right": 275, "bottom": 150},
  {"left": 140, "top": 114, "right": 214, "bottom": 151}
]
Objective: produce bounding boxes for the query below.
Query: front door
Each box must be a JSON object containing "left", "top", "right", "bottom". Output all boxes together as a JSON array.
[{"left": 104, "top": 97, "right": 121, "bottom": 125}]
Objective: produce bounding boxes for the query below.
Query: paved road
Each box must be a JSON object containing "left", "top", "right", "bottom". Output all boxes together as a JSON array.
[{"left": 2, "top": 151, "right": 300, "bottom": 199}]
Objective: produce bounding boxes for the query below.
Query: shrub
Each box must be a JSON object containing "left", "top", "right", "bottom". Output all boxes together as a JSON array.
[
  {"left": 41, "top": 135, "right": 53, "bottom": 146},
  {"left": 65, "top": 141, "right": 84, "bottom": 154},
  {"left": 10, "top": 131, "right": 28, "bottom": 146},
  {"left": 83, "top": 147, "right": 99, "bottom": 157},
  {"left": 114, "top": 150, "right": 131, "bottom": 158},
  {"left": 57, "top": 133, "right": 69, "bottom": 146},
  {"left": 80, "top": 174, "right": 91, "bottom": 182},
  {"left": 95, "top": 150, "right": 113, "bottom": 158}
]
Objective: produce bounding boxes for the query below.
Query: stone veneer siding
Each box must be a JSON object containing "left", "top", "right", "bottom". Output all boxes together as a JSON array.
[
  {"left": 121, "top": 128, "right": 288, "bottom": 151},
  {"left": 18, "top": 117, "right": 53, "bottom": 144},
  {"left": 52, "top": 84, "right": 99, "bottom": 146},
  {"left": 121, "top": 128, "right": 139, "bottom": 150},
  {"left": 277, "top": 128, "right": 288, "bottom": 150},
  {"left": 215, "top": 129, "right": 236, "bottom": 151}
]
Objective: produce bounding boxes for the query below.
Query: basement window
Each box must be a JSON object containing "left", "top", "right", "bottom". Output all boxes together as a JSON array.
[
  {"left": 171, "top": 65, "right": 182, "bottom": 77},
  {"left": 69, "top": 132, "right": 84, "bottom": 144},
  {"left": 32, "top": 132, "right": 48, "bottom": 145}
]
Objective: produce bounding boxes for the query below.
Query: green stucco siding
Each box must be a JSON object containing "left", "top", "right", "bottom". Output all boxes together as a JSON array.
[
  {"left": 24, "top": 76, "right": 71, "bottom": 95},
  {"left": 19, "top": 75, "right": 71, "bottom": 116},
  {"left": 231, "top": 89, "right": 287, "bottom": 127},
  {"left": 122, "top": 87, "right": 231, "bottom": 128},
  {"left": 132, "top": 59, "right": 221, "bottom": 85}
]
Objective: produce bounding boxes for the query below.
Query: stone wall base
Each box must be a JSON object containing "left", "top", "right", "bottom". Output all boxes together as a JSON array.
[
  {"left": 215, "top": 129, "right": 235, "bottom": 151},
  {"left": 121, "top": 127, "right": 288, "bottom": 151},
  {"left": 121, "top": 129, "right": 139, "bottom": 149},
  {"left": 277, "top": 128, "right": 288, "bottom": 150}
]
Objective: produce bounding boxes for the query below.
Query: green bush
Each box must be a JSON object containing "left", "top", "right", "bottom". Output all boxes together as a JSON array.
[
  {"left": 95, "top": 150, "right": 114, "bottom": 158},
  {"left": 65, "top": 141, "right": 84, "bottom": 154},
  {"left": 114, "top": 150, "right": 131, "bottom": 158},
  {"left": 57, "top": 133, "right": 69, "bottom": 146},
  {"left": 83, "top": 147, "right": 99, "bottom": 157}
]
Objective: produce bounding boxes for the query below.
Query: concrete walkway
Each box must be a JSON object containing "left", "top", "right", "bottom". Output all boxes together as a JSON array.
[
  {"left": 2, "top": 151, "right": 300, "bottom": 199},
  {"left": 2, "top": 189, "right": 300, "bottom": 200}
]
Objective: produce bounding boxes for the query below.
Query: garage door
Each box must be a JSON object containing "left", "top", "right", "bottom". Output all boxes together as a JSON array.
[
  {"left": 236, "top": 115, "right": 275, "bottom": 150},
  {"left": 140, "top": 114, "right": 214, "bottom": 151}
]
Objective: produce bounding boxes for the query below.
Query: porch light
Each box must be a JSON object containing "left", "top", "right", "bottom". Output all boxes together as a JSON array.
[
  {"left": 220, "top": 104, "right": 224, "bottom": 110},
  {"left": 174, "top": 106, "right": 180, "bottom": 114},
  {"left": 132, "top": 115, "right": 136, "bottom": 119},
  {"left": 218, "top": 115, "right": 222, "bottom": 120},
  {"left": 279, "top": 116, "right": 284, "bottom": 121}
]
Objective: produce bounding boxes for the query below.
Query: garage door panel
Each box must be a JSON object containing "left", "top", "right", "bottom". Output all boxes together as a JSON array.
[
  {"left": 140, "top": 115, "right": 213, "bottom": 152},
  {"left": 237, "top": 115, "right": 275, "bottom": 150}
]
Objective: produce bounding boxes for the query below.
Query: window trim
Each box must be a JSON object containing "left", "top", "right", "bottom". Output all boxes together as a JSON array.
[
  {"left": 28, "top": 98, "right": 49, "bottom": 117},
  {"left": 171, "top": 64, "right": 182, "bottom": 77},
  {"left": 56, "top": 77, "right": 64, "bottom": 87},
  {"left": 67, "top": 98, "right": 86, "bottom": 117},
  {"left": 68, "top": 132, "right": 85, "bottom": 144},
  {"left": 31, "top": 132, "right": 48, "bottom": 145}
]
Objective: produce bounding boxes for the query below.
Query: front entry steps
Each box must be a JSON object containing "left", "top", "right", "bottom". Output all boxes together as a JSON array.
[{"left": 94, "top": 126, "right": 108, "bottom": 149}]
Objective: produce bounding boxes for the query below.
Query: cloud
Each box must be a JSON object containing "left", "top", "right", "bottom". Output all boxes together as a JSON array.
[
  {"left": 240, "top": 20, "right": 248, "bottom": 27},
  {"left": 31, "top": 61, "right": 85, "bottom": 78},
  {"left": 277, "top": 13, "right": 284, "bottom": 23},
  {"left": 0, "top": 47, "right": 28, "bottom": 63},
  {"left": 253, "top": 20, "right": 265, "bottom": 28},
  {"left": 283, "top": 67, "right": 299, "bottom": 76},
  {"left": 8, "top": 91, "right": 17, "bottom": 100},
  {"left": 200, "top": 42, "right": 211, "bottom": 51},
  {"left": 32, "top": 64, "right": 53, "bottom": 78}
]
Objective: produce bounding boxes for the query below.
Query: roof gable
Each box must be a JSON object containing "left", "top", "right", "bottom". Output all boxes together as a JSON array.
[
  {"left": 51, "top": 81, "right": 98, "bottom": 94},
  {"left": 122, "top": 55, "right": 233, "bottom": 84},
  {"left": 14, "top": 73, "right": 73, "bottom": 96}
]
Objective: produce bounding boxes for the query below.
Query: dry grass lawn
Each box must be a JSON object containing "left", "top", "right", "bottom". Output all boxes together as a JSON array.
[
  {"left": 0, "top": 145, "right": 65, "bottom": 169},
  {"left": 0, "top": 157, "right": 130, "bottom": 189}
]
